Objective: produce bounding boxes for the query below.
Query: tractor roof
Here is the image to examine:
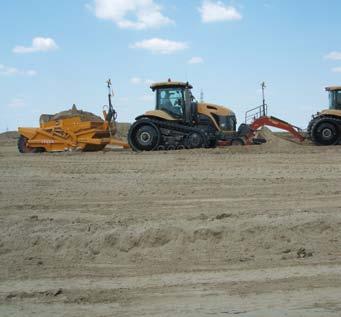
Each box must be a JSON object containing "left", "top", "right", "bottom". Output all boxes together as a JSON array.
[
  {"left": 150, "top": 80, "right": 193, "bottom": 91},
  {"left": 326, "top": 86, "right": 341, "bottom": 91}
]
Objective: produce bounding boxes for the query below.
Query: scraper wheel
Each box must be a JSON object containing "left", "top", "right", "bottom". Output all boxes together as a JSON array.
[{"left": 17, "top": 136, "right": 45, "bottom": 153}]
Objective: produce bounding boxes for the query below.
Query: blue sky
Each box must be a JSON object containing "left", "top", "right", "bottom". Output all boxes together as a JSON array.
[{"left": 1, "top": 0, "right": 341, "bottom": 132}]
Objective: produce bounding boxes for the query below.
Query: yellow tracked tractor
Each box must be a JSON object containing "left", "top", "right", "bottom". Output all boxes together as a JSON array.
[{"left": 128, "top": 80, "right": 238, "bottom": 151}]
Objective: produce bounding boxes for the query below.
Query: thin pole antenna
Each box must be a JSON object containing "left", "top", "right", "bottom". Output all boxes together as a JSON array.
[{"left": 261, "top": 81, "right": 267, "bottom": 116}]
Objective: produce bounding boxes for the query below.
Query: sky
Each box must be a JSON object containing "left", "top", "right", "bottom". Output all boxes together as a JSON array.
[{"left": 1, "top": 0, "right": 341, "bottom": 132}]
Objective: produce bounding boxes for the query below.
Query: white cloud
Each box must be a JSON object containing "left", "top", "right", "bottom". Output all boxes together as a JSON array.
[
  {"left": 0, "top": 64, "right": 37, "bottom": 76},
  {"left": 199, "top": 0, "right": 242, "bottom": 23},
  {"left": 7, "top": 98, "right": 26, "bottom": 108},
  {"left": 90, "top": 0, "right": 173, "bottom": 30},
  {"left": 130, "top": 76, "right": 142, "bottom": 84},
  {"left": 131, "top": 38, "right": 188, "bottom": 54},
  {"left": 188, "top": 56, "right": 204, "bottom": 64},
  {"left": 145, "top": 79, "right": 155, "bottom": 85},
  {"left": 13, "top": 37, "right": 58, "bottom": 54},
  {"left": 325, "top": 51, "right": 341, "bottom": 61},
  {"left": 332, "top": 67, "right": 341, "bottom": 73}
]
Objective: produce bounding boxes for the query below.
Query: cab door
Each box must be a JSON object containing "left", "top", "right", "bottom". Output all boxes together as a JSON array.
[
  {"left": 330, "top": 90, "right": 341, "bottom": 110},
  {"left": 156, "top": 88, "right": 185, "bottom": 120}
]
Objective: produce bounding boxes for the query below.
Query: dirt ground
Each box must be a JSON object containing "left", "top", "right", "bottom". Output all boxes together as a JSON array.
[{"left": 0, "top": 132, "right": 340, "bottom": 317}]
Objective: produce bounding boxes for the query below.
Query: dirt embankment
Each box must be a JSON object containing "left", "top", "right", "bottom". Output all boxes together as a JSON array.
[{"left": 0, "top": 128, "right": 340, "bottom": 316}]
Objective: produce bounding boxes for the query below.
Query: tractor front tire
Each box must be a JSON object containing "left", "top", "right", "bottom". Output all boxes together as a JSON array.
[{"left": 310, "top": 117, "right": 340, "bottom": 145}]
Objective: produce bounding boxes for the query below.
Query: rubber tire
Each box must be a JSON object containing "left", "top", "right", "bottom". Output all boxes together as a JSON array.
[
  {"left": 307, "top": 117, "right": 317, "bottom": 137},
  {"left": 129, "top": 123, "right": 160, "bottom": 151},
  {"left": 17, "top": 136, "right": 45, "bottom": 153},
  {"left": 311, "top": 119, "right": 339, "bottom": 145}
]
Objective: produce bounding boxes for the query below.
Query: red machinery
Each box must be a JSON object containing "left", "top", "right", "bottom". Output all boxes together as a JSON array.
[
  {"left": 244, "top": 111, "right": 305, "bottom": 144},
  {"left": 218, "top": 82, "right": 306, "bottom": 146}
]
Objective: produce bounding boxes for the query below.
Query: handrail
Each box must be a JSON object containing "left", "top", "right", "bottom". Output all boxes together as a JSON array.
[{"left": 245, "top": 104, "right": 268, "bottom": 124}]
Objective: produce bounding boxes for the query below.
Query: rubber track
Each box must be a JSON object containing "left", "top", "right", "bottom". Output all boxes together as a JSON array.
[{"left": 134, "top": 117, "right": 216, "bottom": 150}]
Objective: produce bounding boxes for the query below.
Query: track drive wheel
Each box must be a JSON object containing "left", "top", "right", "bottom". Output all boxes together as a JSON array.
[
  {"left": 310, "top": 118, "right": 339, "bottom": 145},
  {"left": 128, "top": 120, "right": 161, "bottom": 151},
  {"left": 17, "top": 136, "right": 45, "bottom": 153},
  {"left": 185, "top": 132, "right": 205, "bottom": 149}
]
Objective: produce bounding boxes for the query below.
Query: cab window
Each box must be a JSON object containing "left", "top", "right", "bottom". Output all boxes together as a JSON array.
[
  {"left": 329, "top": 91, "right": 341, "bottom": 110},
  {"left": 329, "top": 92, "right": 333, "bottom": 109},
  {"left": 157, "top": 88, "right": 184, "bottom": 118},
  {"left": 336, "top": 91, "right": 341, "bottom": 109}
]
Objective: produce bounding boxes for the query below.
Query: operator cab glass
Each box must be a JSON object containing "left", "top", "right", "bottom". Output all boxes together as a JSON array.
[
  {"left": 329, "top": 90, "right": 341, "bottom": 110},
  {"left": 156, "top": 88, "right": 185, "bottom": 119},
  {"left": 212, "top": 114, "right": 237, "bottom": 131},
  {"left": 218, "top": 115, "right": 237, "bottom": 131}
]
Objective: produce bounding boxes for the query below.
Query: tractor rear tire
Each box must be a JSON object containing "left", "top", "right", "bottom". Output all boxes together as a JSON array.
[
  {"left": 17, "top": 136, "right": 45, "bottom": 153},
  {"left": 310, "top": 117, "right": 340, "bottom": 145}
]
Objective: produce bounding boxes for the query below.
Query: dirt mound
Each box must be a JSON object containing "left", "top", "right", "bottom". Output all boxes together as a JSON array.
[
  {"left": 257, "top": 127, "right": 302, "bottom": 151},
  {"left": 0, "top": 131, "right": 19, "bottom": 145},
  {"left": 47, "top": 105, "right": 104, "bottom": 122},
  {"left": 0, "top": 131, "right": 19, "bottom": 141}
]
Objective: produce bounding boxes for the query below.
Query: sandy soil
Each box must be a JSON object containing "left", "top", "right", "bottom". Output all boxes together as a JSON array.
[{"left": 0, "top": 132, "right": 340, "bottom": 316}]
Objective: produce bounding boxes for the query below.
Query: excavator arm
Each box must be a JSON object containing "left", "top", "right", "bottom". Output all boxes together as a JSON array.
[{"left": 249, "top": 116, "right": 305, "bottom": 142}]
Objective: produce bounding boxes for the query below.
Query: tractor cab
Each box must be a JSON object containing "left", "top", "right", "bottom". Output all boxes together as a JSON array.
[
  {"left": 150, "top": 80, "right": 194, "bottom": 123},
  {"left": 326, "top": 86, "right": 341, "bottom": 110}
]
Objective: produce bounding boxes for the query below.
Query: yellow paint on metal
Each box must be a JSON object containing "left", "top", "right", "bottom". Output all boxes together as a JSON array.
[
  {"left": 144, "top": 110, "right": 178, "bottom": 120},
  {"left": 320, "top": 109, "right": 341, "bottom": 117},
  {"left": 197, "top": 102, "right": 235, "bottom": 130},
  {"left": 325, "top": 86, "right": 341, "bottom": 91},
  {"left": 18, "top": 114, "right": 129, "bottom": 152}
]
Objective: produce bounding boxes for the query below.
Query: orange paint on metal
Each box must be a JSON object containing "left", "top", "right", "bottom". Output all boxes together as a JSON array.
[{"left": 18, "top": 115, "right": 129, "bottom": 152}]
